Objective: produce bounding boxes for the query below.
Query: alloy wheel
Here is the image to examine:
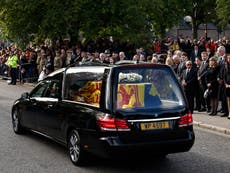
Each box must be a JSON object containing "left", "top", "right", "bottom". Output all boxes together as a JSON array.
[
  {"left": 68, "top": 130, "right": 84, "bottom": 165},
  {"left": 12, "top": 109, "right": 23, "bottom": 134}
]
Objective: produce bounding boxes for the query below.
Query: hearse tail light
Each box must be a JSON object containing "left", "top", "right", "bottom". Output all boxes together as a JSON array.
[
  {"left": 178, "top": 113, "right": 193, "bottom": 127},
  {"left": 97, "top": 114, "right": 131, "bottom": 131}
]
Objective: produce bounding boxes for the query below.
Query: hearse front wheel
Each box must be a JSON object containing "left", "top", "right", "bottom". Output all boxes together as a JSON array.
[{"left": 12, "top": 108, "right": 24, "bottom": 134}]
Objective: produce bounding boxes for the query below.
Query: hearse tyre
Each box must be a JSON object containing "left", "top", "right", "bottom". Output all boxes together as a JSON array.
[
  {"left": 68, "top": 129, "right": 86, "bottom": 166},
  {"left": 12, "top": 108, "right": 24, "bottom": 134}
]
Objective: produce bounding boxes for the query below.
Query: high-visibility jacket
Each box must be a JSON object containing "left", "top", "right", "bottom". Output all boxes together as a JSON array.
[{"left": 7, "top": 55, "right": 18, "bottom": 68}]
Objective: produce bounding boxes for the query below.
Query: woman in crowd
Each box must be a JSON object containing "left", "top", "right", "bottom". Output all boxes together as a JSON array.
[
  {"left": 165, "top": 57, "right": 174, "bottom": 68},
  {"left": 224, "top": 54, "right": 230, "bottom": 119},
  {"left": 205, "top": 57, "right": 219, "bottom": 115}
]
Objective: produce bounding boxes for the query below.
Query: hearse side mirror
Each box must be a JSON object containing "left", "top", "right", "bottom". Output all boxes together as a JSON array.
[{"left": 21, "top": 92, "right": 29, "bottom": 99}]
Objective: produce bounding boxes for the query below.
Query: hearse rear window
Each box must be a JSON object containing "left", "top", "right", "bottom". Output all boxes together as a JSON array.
[{"left": 116, "top": 67, "right": 185, "bottom": 110}]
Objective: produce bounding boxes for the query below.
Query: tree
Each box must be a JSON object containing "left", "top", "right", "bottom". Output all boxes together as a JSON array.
[
  {"left": 216, "top": 0, "right": 230, "bottom": 30},
  {"left": 182, "top": 0, "right": 217, "bottom": 39},
  {"left": 76, "top": 0, "right": 150, "bottom": 44},
  {"left": 146, "top": 0, "right": 188, "bottom": 38},
  {"left": 0, "top": 0, "right": 152, "bottom": 47},
  {"left": 0, "top": 0, "right": 81, "bottom": 47},
  {"left": 0, "top": 0, "right": 219, "bottom": 48}
]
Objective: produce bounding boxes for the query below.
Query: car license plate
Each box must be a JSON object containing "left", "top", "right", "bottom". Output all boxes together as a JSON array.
[{"left": 140, "top": 121, "right": 169, "bottom": 130}]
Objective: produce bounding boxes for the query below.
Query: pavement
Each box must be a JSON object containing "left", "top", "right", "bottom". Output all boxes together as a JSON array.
[
  {"left": 193, "top": 110, "right": 230, "bottom": 135},
  {"left": 1, "top": 76, "right": 230, "bottom": 136}
]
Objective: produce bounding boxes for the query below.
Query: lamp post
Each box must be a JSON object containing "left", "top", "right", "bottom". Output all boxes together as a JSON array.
[
  {"left": 183, "top": 2, "right": 198, "bottom": 39},
  {"left": 184, "top": 15, "right": 193, "bottom": 37},
  {"left": 184, "top": 16, "right": 192, "bottom": 23},
  {"left": 204, "top": 11, "right": 211, "bottom": 40},
  {"left": 204, "top": 23, "right": 207, "bottom": 39}
]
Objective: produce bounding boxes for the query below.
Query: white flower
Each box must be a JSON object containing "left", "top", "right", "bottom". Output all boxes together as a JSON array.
[{"left": 119, "top": 73, "right": 143, "bottom": 82}]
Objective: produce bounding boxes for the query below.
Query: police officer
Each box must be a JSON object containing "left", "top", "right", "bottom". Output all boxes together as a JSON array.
[{"left": 7, "top": 50, "right": 18, "bottom": 85}]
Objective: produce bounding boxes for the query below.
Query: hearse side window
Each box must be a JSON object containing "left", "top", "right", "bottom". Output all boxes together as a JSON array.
[
  {"left": 30, "top": 81, "right": 50, "bottom": 97},
  {"left": 64, "top": 72, "right": 103, "bottom": 107},
  {"left": 44, "top": 81, "right": 60, "bottom": 98},
  {"left": 30, "top": 81, "right": 60, "bottom": 99}
]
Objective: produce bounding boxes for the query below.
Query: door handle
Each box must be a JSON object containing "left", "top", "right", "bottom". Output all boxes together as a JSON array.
[
  {"left": 47, "top": 104, "right": 53, "bottom": 108},
  {"left": 32, "top": 103, "right": 37, "bottom": 106}
]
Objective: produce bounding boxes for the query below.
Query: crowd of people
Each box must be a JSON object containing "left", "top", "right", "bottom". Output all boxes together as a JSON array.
[{"left": 1, "top": 36, "right": 230, "bottom": 119}]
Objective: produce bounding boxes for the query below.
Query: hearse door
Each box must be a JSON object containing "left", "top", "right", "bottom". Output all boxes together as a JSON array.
[
  {"left": 36, "top": 80, "right": 63, "bottom": 138},
  {"left": 21, "top": 81, "right": 50, "bottom": 130}
]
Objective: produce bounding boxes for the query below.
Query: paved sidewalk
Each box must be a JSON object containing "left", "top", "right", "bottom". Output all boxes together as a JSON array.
[{"left": 193, "top": 111, "right": 230, "bottom": 135}]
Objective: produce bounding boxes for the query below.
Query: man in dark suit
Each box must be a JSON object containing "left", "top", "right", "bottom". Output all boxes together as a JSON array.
[
  {"left": 181, "top": 60, "right": 197, "bottom": 114},
  {"left": 217, "top": 46, "right": 228, "bottom": 116},
  {"left": 197, "top": 51, "right": 210, "bottom": 112},
  {"left": 206, "top": 47, "right": 214, "bottom": 59},
  {"left": 177, "top": 52, "right": 188, "bottom": 83},
  {"left": 190, "top": 45, "right": 201, "bottom": 63}
]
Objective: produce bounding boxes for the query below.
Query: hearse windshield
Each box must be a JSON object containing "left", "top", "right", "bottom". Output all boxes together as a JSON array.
[{"left": 115, "top": 66, "right": 185, "bottom": 110}]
